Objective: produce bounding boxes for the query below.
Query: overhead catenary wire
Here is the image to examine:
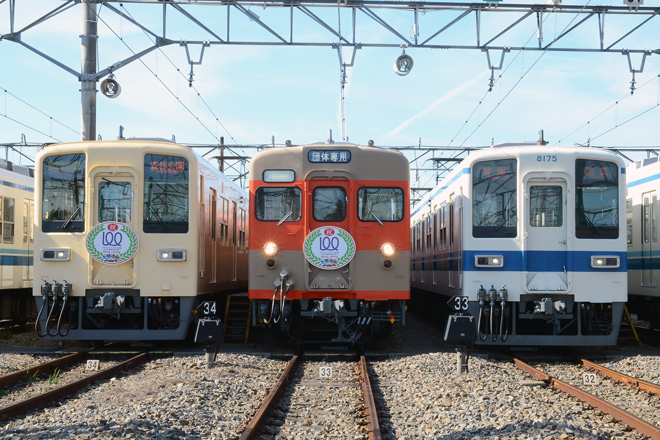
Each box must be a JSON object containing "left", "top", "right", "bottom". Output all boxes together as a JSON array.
[
  {"left": 114, "top": 3, "right": 248, "bottom": 174},
  {"left": 93, "top": 3, "right": 246, "bottom": 176},
  {"left": 558, "top": 74, "right": 660, "bottom": 145},
  {"left": 451, "top": 2, "right": 593, "bottom": 147},
  {"left": 1, "top": 86, "right": 80, "bottom": 142}
]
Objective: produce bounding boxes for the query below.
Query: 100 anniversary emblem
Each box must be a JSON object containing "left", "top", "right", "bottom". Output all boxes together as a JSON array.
[
  {"left": 86, "top": 222, "right": 139, "bottom": 265},
  {"left": 303, "top": 226, "right": 355, "bottom": 270}
]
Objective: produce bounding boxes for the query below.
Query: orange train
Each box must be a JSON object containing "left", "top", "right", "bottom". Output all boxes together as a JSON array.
[{"left": 248, "top": 140, "right": 410, "bottom": 344}]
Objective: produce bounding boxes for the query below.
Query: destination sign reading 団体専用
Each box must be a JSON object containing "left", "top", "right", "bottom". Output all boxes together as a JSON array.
[{"left": 308, "top": 150, "right": 351, "bottom": 164}]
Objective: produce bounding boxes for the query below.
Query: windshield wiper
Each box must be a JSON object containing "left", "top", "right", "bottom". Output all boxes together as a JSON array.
[
  {"left": 61, "top": 202, "right": 83, "bottom": 230},
  {"left": 370, "top": 211, "right": 383, "bottom": 226},
  {"left": 277, "top": 209, "right": 293, "bottom": 226}
]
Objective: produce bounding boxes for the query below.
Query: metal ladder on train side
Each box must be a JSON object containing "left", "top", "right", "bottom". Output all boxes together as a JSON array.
[{"left": 223, "top": 293, "right": 252, "bottom": 344}]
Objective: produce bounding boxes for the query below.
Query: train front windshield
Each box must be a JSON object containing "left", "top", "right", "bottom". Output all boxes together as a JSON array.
[
  {"left": 42, "top": 153, "right": 86, "bottom": 232},
  {"left": 144, "top": 154, "right": 189, "bottom": 233},
  {"left": 575, "top": 159, "right": 619, "bottom": 239},
  {"left": 472, "top": 159, "right": 517, "bottom": 238}
]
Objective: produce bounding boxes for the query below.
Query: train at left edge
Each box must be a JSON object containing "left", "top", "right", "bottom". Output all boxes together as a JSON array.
[
  {"left": 0, "top": 159, "right": 36, "bottom": 325},
  {"left": 33, "top": 140, "right": 248, "bottom": 341}
]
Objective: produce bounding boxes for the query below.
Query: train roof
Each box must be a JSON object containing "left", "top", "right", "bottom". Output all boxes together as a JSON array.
[
  {"left": 411, "top": 144, "right": 626, "bottom": 216},
  {"left": 0, "top": 158, "right": 34, "bottom": 178},
  {"left": 250, "top": 141, "right": 410, "bottom": 182}
]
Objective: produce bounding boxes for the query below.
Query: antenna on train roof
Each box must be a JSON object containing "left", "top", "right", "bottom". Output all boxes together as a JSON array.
[
  {"left": 327, "top": 129, "right": 334, "bottom": 144},
  {"left": 537, "top": 130, "right": 548, "bottom": 145}
]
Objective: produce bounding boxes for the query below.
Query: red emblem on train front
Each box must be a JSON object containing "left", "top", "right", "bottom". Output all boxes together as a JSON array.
[{"left": 324, "top": 228, "right": 335, "bottom": 236}]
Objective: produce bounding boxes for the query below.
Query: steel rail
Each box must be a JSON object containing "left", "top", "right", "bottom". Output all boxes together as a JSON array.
[
  {"left": 0, "top": 352, "right": 149, "bottom": 421},
  {"left": 513, "top": 358, "right": 660, "bottom": 439},
  {"left": 0, "top": 352, "right": 85, "bottom": 388},
  {"left": 579, "top": 358, "right": 660, "bottom": 397},
  {"left": 359, "top": 355, "right": 382, "bottom": 440},
  {"left": 238, "top": 355, "right": 300, "bottom": 440}
]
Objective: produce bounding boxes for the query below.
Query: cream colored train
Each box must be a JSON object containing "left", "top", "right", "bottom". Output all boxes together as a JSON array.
[{"left": 34, "top": 140, "right": 247, "bottom": 340}]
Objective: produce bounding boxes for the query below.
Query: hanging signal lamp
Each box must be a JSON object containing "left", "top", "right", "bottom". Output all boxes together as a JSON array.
[
  {"left": 100, "top": 72, "right": 121, "bottom": 99},
  {"left": 393, "top": 50, "right": 413, "bottom": 76}
]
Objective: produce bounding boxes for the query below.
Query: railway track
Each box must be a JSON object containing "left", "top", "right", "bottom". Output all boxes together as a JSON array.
[
  {"left": 240, "top": 354, "right": 381, "bottom": 439},
  {"left": 514, "top": 357, "right": 660, "bottom": 439},
  {"left": 0, "top": 350, "right": 149, "bottom": 421}
]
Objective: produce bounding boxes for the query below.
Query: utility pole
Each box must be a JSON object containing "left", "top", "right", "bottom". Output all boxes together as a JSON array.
[{"left": 81, "top": 1, "right": 97, "bottom": 141}]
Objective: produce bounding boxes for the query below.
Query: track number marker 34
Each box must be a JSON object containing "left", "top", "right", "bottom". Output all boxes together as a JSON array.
[{"left": 319, "top": 366, "right": 333, "bottom": 379}]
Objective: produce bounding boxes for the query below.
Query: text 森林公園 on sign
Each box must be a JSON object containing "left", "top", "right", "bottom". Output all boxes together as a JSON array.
[
  {"left": 86, "top": 222, "right": 139, "bottom": 265},
  {"left": 303, "top": 227, "right": 355, "bottom": 270}
]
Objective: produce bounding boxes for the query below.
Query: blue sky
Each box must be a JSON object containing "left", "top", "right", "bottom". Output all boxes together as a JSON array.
[{"left": 1, "top": 0, "right": 659, "bottom": 189}]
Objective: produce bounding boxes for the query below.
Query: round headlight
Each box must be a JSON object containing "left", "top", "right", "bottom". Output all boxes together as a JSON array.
[
  {"left": 380, "top": 242, "right": 395, "bottom": 257},
  {"left": 263, "top": 242, "right": 279, "bottom": 256}
]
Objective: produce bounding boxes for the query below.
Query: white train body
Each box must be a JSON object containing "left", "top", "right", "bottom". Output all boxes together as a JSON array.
[
  {"left": 411, "top": 145, "right": 627, "bottom": 345},
  {"left": 626, "top": 157, "right": 660, "bottom": 329},
  {"left": 0, "top": 160, "right": 34, "bottom": 321},
  {"left": 33, "top": 140, "right": 248, "bottom": 340}
]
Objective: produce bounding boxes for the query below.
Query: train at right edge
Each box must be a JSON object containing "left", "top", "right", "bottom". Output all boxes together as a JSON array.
[
  {"left": 625, "top": 156, "right": 660, "bottom": 332},
  {"left": 411, "top": 143, "right": 628, "bottom": 346}
]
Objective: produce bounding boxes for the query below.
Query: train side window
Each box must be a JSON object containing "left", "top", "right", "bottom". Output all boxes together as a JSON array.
[
  {"left": 255, "top": 187, "right": 302, "bottom": 222},
  {"left": 529, "top": 186, "right": 562, "bottom": 227},
  {"left": 313, "top": 187, "right": 346, "bottom": 222},
  {"left": 440, "top": 203, "right": 447, "bottom": 249},
  {"left": 654, "top": 195, "right": 658, "bottom": 243},
  {"left": 143, "top": 154, "right": 189, "bottom": 233},
  {"left": 424, "top": 215, "right": 433, "bottom": 252},
  {"left": 472, "top": 158, "right": 517, "bottom": 238},
  {"left": 357, "top": 187, "right": 404, "bottom": 222},
  {"left": 626, "top": 198, "right": 633, "bottom": 247},
  {"left": 1, "top": 197, "right": 14, "bottom": 243},
  {"left": 42, "top": 153, "right": 86, "bottom": 233},
  {"left": 575, "top": 159, "right": 619, "bottom": 239}
]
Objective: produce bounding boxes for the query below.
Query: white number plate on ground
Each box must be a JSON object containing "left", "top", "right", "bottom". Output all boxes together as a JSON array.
[
  {"left": 583, "top": 373, "right": 598, "bottom": 385},
  {"left": 86, "top": 359, "right": 100, "bottom": 371},
  {"left": 319, "top": 366, "right": 332, "bottom": 379}
]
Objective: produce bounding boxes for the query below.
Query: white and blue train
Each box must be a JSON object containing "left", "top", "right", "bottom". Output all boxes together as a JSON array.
[
  {"left": 411, "top": 144, "right": 627, "bottom": 346},
  {"left": 0, "top": 159, "right": 35, "bottom": 324},
  {"left": 625, "top": 157, "right": 660, "bottom": 331}
]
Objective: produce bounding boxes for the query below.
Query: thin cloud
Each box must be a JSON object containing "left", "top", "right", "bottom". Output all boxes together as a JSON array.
[{"left": 382, "top": 69, "right": 490, "bottom": 143}]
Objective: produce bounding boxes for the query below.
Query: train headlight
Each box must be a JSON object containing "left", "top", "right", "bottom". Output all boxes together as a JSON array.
[
  {"left": 263, "top": 242, "right": 279, "bottom": 257},
  {"left": 158, "top": 248, "right": 187, "bottom": 261},
  {"left": 591, "top": 255, "right": 620, "bottom": 269},
  {"left": 40, "top": 248, "right": 71, "bottom": 261},
  {"left": 474, "top": 255, "right": 504, "bottom": 268},
  {"left": 380, "top": 242, "right": 395, "bottom": 257}
]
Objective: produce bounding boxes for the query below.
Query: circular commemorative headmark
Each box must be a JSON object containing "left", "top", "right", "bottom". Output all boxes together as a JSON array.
[
  {"left": 86, "top": 222, "right": 139, "bottom": 265},
  {"left": 303, "top": 226, "right": 356, "bottom": 270}
]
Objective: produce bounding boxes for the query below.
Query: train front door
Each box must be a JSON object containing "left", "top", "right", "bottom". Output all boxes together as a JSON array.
[
  {"left": 306, "top": 178, "right": 352, "bottom": 290},
  {"left": 523, "top": 176, "right": 569, "bottom": 291},
  {"left": 90, "top": 171, "right": 137, "bottom": 285},
  {"left": 308, "top": 179, "right": 351, "bottom": 233}
]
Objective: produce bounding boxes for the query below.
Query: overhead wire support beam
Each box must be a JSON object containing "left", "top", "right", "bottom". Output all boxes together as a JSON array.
[{"left": 3, "top": 2, "right": 659, "bottom": 54}]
